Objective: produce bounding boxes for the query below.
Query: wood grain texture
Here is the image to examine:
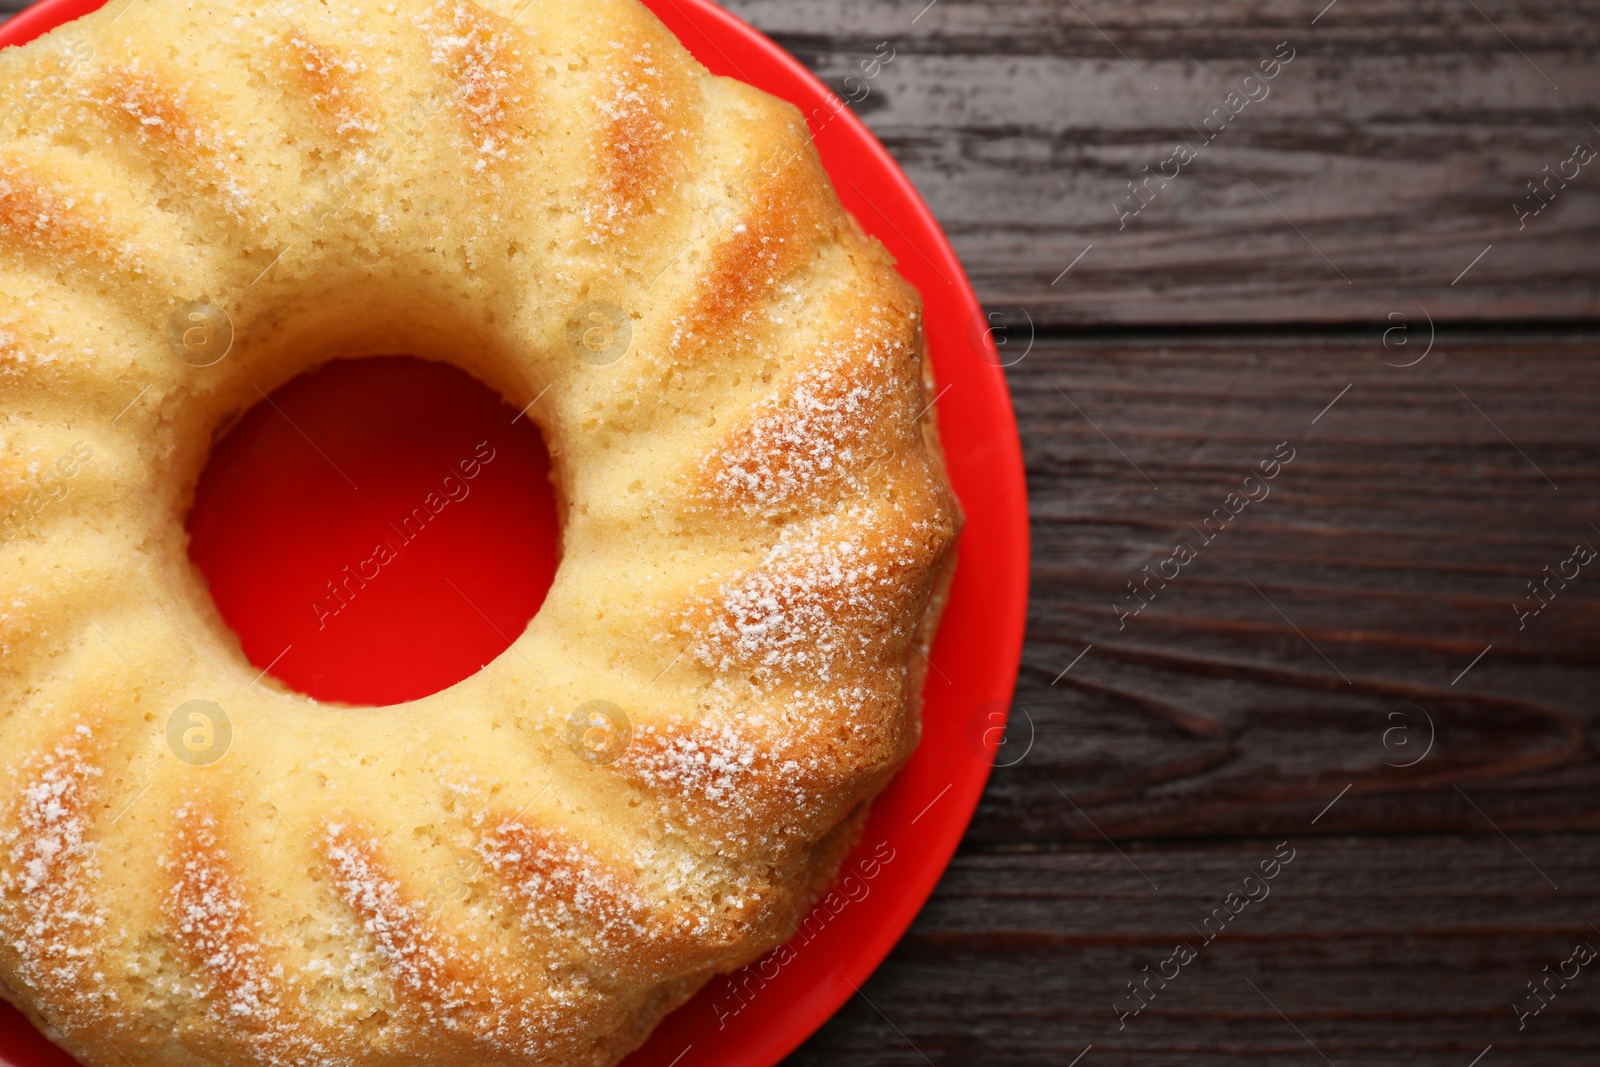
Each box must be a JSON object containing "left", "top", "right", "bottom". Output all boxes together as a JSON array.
[
  {"left": 985, "top": 332, "right": 1600, "bottom": 845},
  {"left": 724, "top": 0, "right": 1600, "bottom": 325},
  {"left": 791, "top": 838, "right": 1600, "bottom": 1066}
]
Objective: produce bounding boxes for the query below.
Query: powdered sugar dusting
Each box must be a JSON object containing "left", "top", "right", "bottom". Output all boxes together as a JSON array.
[
  {"left": 425, "top": 0, "right": 527, "bottom": 173},
  {"left": 99, "top": 65, "right": 253, "bottom": 215},
  {"left": 666, "top": 146, "right": 830, "bottom": 353},
  {"left": 481, "top": 818, "right": 704, "bottom": 980},
  {"left": 586, "top": 35, "right": 685, "bottom": 241},
  {"left": 702, "top": 310, "right": 914, "bottom": 518},
  {"left": 0, "top": 725, "right": 116, "bottom": 1033},
  {"left": 159, "top": 804, "right": 357, "bottom": 1067},
  {"left": 163, "top": 804, "right": 280, "bottom": 1025},
  {"left": 281, "top": 31, "right": 377, "bottom": 138},
  {"left": 0, "top": 316, "right": 79, "bottom": 378},
  {"left": 322, "top": 823, "right": 458, "bottom": 1003},
  {"left": 620, "top": 720, "right": 760, "bottom": 808},
  {"left": 660, "top": 488, "right": 953, "bottom": 846},
  {"left": 320, "top": 821, "right": 591, "bottom": 1059},
  {"left": 614, "top": 709, "right": 884, "bottom": 856},
  {"left": 0, "top": 160, "right": 146, "bottom": 269},
  {"left": 690, "top": 507, "right": 934, "bottom": 686}
]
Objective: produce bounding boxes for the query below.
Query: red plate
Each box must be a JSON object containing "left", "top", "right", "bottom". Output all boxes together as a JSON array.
[{"left": 0, "top": 2, "right": 1029, "bottom": 1065}]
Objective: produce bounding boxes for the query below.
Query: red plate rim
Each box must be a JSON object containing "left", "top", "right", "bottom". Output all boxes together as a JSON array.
[{"left": 0, "top": 3, "right": 1030, "bottom": 1066}]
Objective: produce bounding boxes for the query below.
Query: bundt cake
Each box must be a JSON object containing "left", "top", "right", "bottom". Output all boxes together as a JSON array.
[{"left": 0, "top": 1, "right": 960, "bottom": 1065}]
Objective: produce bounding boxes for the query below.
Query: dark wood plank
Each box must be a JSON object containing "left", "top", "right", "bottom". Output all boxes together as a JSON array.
[
  {"left": 789, "top": 837, "right": 1600, "bottom": 1066},
  {"left": 725, "top": 0, "right": 1600, "bottom": 325},
  {"left": 972, "top": 331, "right": 1600, "bottom": 845}
]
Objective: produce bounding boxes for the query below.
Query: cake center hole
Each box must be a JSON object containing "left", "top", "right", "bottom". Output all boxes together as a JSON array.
[{"left": 187, "top": 356, "right": 560, "bottom": 707}]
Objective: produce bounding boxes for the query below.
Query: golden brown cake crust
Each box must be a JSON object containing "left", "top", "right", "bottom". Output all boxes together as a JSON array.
[{"left": 0, "top": 2, "right": 961, "bottom": 1065}]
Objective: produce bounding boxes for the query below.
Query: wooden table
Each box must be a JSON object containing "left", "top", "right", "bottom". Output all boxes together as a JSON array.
[{"left": 5, "top": 1, "right": 1597, "bottom": 1063}]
